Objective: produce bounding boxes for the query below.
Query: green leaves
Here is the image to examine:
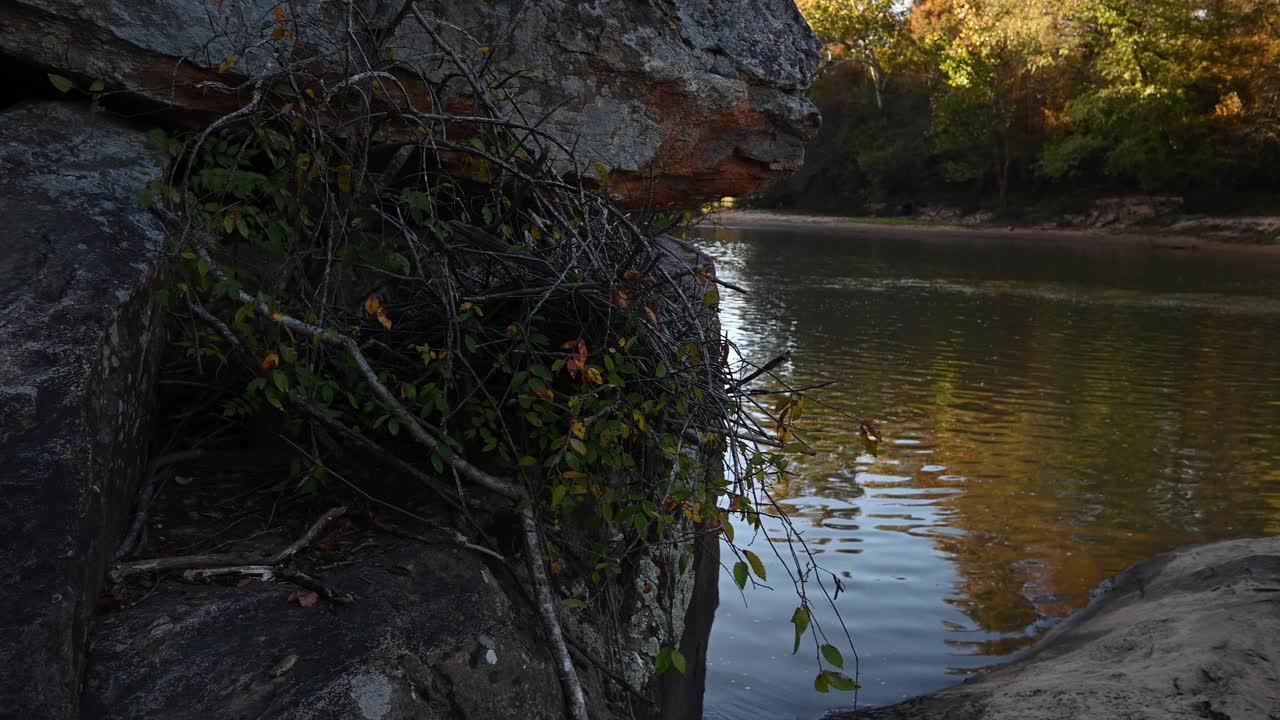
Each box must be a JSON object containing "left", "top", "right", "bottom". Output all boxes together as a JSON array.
[
  {"left": 48, "top": 74, "right": 74, "bottom": 93},
  {"left": 791, "top": 605, "right": 810, "bottom": 655},
  {"left": 821, "top": 644, "right": 844, "bottom": 669},
  {"left": 814, "top": 670, "right": 858, "bottom": 693},
  {"left": 655, "top": 646, "right": 686, "bottom": 676},
  {"left": 732, "top": 549, "right": 767, "bottom": 591}
]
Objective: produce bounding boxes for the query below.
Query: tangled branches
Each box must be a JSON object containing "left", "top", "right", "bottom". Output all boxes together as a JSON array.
[{"left": 143, "top": 0, "right": 856, "bottom": 715}]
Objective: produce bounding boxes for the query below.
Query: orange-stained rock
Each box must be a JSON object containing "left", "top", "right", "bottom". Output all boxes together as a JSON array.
[{"left": 0, "top": 0, "right": 820, "bottom": 208}]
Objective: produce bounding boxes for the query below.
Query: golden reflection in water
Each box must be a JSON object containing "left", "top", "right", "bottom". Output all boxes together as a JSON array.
[{"left": 703, "top": 226, "right": 1280, "bottom": 664}]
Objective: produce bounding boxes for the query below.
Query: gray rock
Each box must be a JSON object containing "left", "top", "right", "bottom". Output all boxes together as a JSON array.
[
  {"left": 83, "top": 541, "right": 567, "bottom": 720},
  {"left": 0, "top": 102, "right": 166, "bottom": 719},
  {"left": 829, "top": 536, "right": 1280, "bottom": 720},
  {"left": 0, "top": 0, "right": 821, "bottom": 207}
]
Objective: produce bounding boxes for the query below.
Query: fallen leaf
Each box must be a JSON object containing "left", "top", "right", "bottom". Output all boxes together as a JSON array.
[
  {"left": 376, "top": 308, "right": 393, "bottom": 330},
  {"left": 262, "top": 352, "right": 280, "bottom": 371},
  {"left": 270, "top": 654, "right": 298, "bottom": 678},
  {"left": 364, "top": 296, "right": 381, "bottom": 315},
  {"left": 237, "top": 578, "right": 254, "bottom": 588},
  {"left": 288, "top": 590, "right": 319, "bottom": 608}
]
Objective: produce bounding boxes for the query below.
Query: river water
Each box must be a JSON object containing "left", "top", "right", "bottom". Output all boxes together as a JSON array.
[{"left": 692, "top": 225, "right": 1280, "bottom": 720}]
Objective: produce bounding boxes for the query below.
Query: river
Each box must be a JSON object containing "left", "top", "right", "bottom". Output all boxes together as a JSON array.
[{"left": 692, "top": 224, "right": 1280, "bottom": 720}]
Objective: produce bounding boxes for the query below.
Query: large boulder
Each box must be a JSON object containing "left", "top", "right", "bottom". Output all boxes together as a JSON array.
[
  {"left": 831, "top": 536, "right": 1280, "bottom": 720},
  {"left": 0, "top": 0, "right": 821, "bottom": 207},
  {"left": 0, "top": 102, "right": 166, "bottom": 718},
  {"left": 81, "top": 511, "right": 719, "bottom": 720},
  {"left": 84, "top": 537, "right": 568, "bottom": 720}
]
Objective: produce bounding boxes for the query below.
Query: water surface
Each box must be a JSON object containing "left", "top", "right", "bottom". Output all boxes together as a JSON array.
[{"left": 694, "top": 226, "right": 1280, "bottom": 720}]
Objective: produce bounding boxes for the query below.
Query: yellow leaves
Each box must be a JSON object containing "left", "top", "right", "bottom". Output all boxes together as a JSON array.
[
  {"left": 533, "top": 386, "right": 556, "bottom": 402},
  {"left": 563, "top": 338, "right": 587, "bottom": 379},
  {"left": 271, "top": 312, "right": 284, "bottom": 323},
  {"left": 262, "top": 352, "right": 280, "bottom": 371},
  {"left": 561, "top": 470, "right": 587, "bottom": 479},
  {"left": 273, "top": 5, "right": 286, "bottom": 21},
  {"left": 504, "top": 323, "right": 519, "bottom": 338},
  {"left": 773, "top": 394, "right": 806, "bottom": 443},
  {"left": 570, "top": 419, "right": 586, "bottom": 439},
  {"left": 222, "top": 207, "right": 241, "bottom": 235},
  {"left": 217, "top": 54, "right": 239, "bottom": 74},
  {"left": 336, "top": 164, "right": 353, "bottom": 193},
  {"left": 623, "top": 270, "right": 642, "bottom": 282},
  {"left": 610, "top": 288, "right": 629, "bottom": 309},
  {"left": 585, "top": 367, "right": 603, "bottom": 385},
  {"left": 272, "top": 27, "right": 286, "bottom": 40},
  {"left": 364, "top": 296, "right": 392, "bottom": 329},
  {"left": 644, "top": 306, "right": 659, "bottom": 327},
  {"left": 632, "top": 410, "right": 646, "bottom": 432},
  {"left": 460, "top": 301, "right": 483, "bottom": 317}
]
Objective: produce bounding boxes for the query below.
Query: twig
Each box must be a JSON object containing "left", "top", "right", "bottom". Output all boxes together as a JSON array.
[
  {"left": 111, "top": 506, "right": 347, "bottom": 582},
  {"left": 521, "top": 507, "right": 588, "bottom": 720},
  {"left": 735, "top": 351, "right": 792, "bottom": 388},
  {"left": 115, "top": 449, "right": 206, "bottom": 561},
  {"left": 192, "top": 246, "right": 525, "bottom": 502},
  {"left": 277, "top": 567, "right": 356, "bottom": 604},
  {"left": 277, "top": 434, "right": 504, "bottom": 562}
]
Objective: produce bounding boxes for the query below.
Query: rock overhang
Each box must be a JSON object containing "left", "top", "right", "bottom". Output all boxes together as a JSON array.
[{"left": 0, "top": 0, "right": 822, "bottom": 208}]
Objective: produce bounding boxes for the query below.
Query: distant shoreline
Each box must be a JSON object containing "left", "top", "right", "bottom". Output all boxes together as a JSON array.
[{"left": 701, "top": 209, "right": 1280, "bottom": 257}]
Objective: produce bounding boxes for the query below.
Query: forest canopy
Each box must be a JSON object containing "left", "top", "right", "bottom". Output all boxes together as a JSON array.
[{"left": 774, "top": 0, "right": 1280, "bottom": 214}]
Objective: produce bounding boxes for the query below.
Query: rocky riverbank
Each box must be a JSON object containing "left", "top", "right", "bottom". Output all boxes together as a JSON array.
[{"left": 828, "top": 536, "right": 1280, "bottom": 720}]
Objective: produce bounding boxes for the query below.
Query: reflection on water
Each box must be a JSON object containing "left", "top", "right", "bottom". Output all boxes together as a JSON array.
[{"left": 696, "top": 227, "right": 1280, "bottom": 720}]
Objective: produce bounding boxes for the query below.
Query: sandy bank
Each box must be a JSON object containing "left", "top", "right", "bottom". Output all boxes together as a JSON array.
[{"left": 704, "top": 210, "right": 1280, "bottom": 257}]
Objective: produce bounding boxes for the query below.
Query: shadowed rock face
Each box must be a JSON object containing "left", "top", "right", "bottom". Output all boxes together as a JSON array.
[
  {"left": 0, "top": 102, "right": 166, "bottom": 719},
  {"left": 0, "top": 0, "right": 821, "bottom": 208}
]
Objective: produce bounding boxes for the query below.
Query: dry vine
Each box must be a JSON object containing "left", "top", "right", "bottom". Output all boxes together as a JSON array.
[{"left": 135, "top": 0, "right": 859, "bottom": 714}]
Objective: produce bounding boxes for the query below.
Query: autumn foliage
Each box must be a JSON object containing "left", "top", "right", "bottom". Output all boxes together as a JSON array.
[{"left": 779, "top": 0, "right": 1280, "bottom": 212}]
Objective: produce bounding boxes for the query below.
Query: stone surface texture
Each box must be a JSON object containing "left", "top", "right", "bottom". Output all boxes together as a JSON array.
[
  {"left": 830, "top": 536, "right": 1280, "bottom": 720},
  {"left": 0, "top": 0, "right": 822, "bottom": 207},
  {"left": 83, "top": 540, "right": 567, "bottom": 720},
  {"left": 0, "top": 101, "right": 166, "bottom": 719}
]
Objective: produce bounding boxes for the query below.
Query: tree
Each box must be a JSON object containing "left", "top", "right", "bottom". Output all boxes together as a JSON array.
[{"left": 799, "top": 0, "right": 906, "bottom": 109}]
